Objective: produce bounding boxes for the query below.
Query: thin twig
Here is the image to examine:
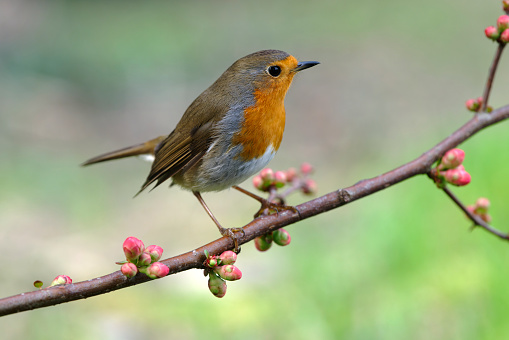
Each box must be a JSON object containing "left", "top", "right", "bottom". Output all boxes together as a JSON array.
[
  {"left": 441, "top": 186, "right": 509, "bottom": 240},
  {"left": 481, "top": 43, "right": 506, "bottom": 112}
]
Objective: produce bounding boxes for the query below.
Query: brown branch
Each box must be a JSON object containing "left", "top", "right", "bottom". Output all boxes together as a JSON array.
[{"left": 1, "top": 104, "right": 509, "bottom": 317}]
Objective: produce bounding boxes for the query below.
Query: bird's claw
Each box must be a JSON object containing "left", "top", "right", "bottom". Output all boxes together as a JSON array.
[{"left": 219, "top": 227, "right": 245, "bottom": 253}]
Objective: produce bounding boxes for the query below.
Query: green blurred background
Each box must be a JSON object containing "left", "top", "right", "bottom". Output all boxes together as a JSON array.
[{"left": 1, "top": 0, "right": 509, "bottom": 339}]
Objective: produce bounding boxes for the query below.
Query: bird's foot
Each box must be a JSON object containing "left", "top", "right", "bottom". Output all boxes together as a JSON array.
[
  {"left": 254, "top": 198, "right": 299, "bottom": 218},
  {"left": 218, "top": 226, "right": 245, "bottom": 253}
]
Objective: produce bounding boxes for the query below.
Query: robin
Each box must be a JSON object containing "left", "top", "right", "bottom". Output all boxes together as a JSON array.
[{"left": 83, "top": 49, "right": 319, "bottom": 246}]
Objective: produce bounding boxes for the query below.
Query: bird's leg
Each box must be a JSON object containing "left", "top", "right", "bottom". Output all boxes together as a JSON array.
[
  {"left": 193, "top": 191, "right": 244, "bottom": 252},
  {"left": 232, "top": 185, "right": 300, "bottom": 218}
]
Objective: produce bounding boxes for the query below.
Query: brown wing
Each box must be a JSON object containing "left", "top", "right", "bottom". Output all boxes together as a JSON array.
[
  {"left": 138, "top": 120, "right": 214, "bottom": 193},
  {"left": 138, "top": 70, "right": 233, "bottom": 193}
]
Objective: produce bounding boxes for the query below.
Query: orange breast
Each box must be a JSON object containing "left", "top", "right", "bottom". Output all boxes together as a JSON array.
[
  {"left": 232, "top": 86, "right": 287, "bottom": 161},
  {"left": 231, "top": 54, "right": 298, "bottom": 161}
]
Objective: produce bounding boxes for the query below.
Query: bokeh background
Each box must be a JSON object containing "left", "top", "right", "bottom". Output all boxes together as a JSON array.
[{"left": 1, "top": 0, "right": 509, "bottom": 339}]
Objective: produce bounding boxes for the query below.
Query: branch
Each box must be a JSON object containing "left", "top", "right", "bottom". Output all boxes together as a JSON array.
[{"left": 1, "top": 104, "right": 509, "bottom": 317}]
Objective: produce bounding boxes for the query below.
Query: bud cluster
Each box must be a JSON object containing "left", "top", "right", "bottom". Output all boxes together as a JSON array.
[
  {"left": 465, "top": 97, "right": 492, "bottom": 113},
  {"left": 485, "top": 14, "right": 509, "bottom": 43},
  {"left": 204, "top": 250, "right": 242, "bottom": 298},
  {"left": 467, "top": 197, "right": 492, "bottom": 223},
  {"left": 254, "top": 228, "right": 292, "bottom": 252},
  {"left": 433, "top": 149, "right": 471, "bottom": 187},
  {"left": 120, "top": 237, "right": 169, "bottom": 279},
  {"left": 253, "top": 163, "right": 317, "bottom": 196}
]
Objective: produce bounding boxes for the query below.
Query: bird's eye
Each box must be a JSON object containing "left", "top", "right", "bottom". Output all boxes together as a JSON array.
[{"left": 267, "top": 65, "right": 282, "bottom": 77}]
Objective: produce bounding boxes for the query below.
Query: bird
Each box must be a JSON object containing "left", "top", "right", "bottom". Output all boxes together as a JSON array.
[{"left": 83, "top": 49, "right": 319, "bottom": 247}]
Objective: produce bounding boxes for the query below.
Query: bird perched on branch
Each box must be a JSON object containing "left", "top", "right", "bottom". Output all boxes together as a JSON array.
[{"left": 83, "top": 49, "right": 319, "bottom": 248}]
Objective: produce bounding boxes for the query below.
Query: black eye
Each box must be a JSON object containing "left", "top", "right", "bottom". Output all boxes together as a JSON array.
[{"left": 267, "top": 65, "right": 281, "bottom": 77}]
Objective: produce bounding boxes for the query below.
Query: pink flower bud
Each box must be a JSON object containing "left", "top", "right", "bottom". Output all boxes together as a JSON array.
[
  {"left": 145, "top": 262, "right": 169, "bottom": 279},
  {"left": 272, "top": 228, "right": 291, "bottom": 246},
  {"left": 254, "top": 233, "right": 273, "bottom": 252},
  {"left": 504, "top": 0, "right": 509, "bottom": 11},
  {"left": 300, "top": 162, "right": 313, "bottom": 175},
  {"left": 273, "top": 171, "right": 287, "bottom": 188},
  {"left": 216, "top": 265, "right": 242, "bottom": 281},
  {"left": 442, "top": 166, "right": 471, "bottom": 186},
  {"left": 465, "top": 98, "right": 480, "bottom": 112},
  {"left": 485, "top": 26, "right": 500, "bottom": 40},
  {"left": 50, "top": 275, "right": 72, "bottom": 286},
  {"left": 260, "top": 168, "right": 274, "bottom": 181},
  {"left": 208, "top": 273, "right": 227, "bottom": 298},
  {"left": 138, "top": 252, "right": 152, "bottom": 266},
  {"left": 501, "top": 29, "right": 509, "bottom": 43},
  {"left": 474, "top": 197, "right": 490, "bottom": 214},
  {"left": 497, "top": 15, "right": 509, "bottom": 31},
  {"left": 121, "top": 262, "right": 138, "bottom": 278},
  {"left": 219, "top": 250, "right": 237, "bottom": 265},
  {"left": 301, "top": 178, "right": 318, "bottom": 195},
  {"left": 145, "top": 245, "right": 164, "bottom": 262},
  {"left": 123, "top": 237, "right": 145, "bottom": 262},
  {"left": 252, "top": 175, "right": 264, "bottom": 190},
  {"left": 285, "top": 167, "right": 298, "bottom": 182},
  {"left": 439, "top": 148, "right": 465, "bottom": 170}
]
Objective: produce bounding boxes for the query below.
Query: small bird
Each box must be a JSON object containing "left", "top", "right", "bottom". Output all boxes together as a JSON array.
[{"left": 83, "top": 50, "right": 318, "bottom": 245}]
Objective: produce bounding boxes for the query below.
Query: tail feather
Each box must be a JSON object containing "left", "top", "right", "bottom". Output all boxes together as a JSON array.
[{"left": 82, "top": 135, "right": 166, "bottom": 166}]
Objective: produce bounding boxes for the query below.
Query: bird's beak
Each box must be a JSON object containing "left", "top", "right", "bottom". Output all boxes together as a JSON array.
[{"left": 293, "top": 61, "right": 320, "bottom": 72}]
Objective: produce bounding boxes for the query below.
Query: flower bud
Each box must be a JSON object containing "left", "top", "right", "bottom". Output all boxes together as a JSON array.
[
  {"left": 123, "top": 237, "right": 145, "bottom": 262},
  {"left": 208, "top": 273, "right": 227, "bottom": 298},
  {"left": 301, "top": 178, "right": 318, "bottom": 195},
  {"left": 300, "top": 162, "right": 313, "bottom": 175},
  {"left": 285, "top": 167, "right": 298, "bottom": 182},
  {"left": 465, "top": 98, "right": 480, "bottom": 112},
  {"left": 145, "top": 262, "right": 169, "bottom": 279},
  {"left": 138, "top": 252, "right": 152, "bottom": 266},
  {"left": 219, "top": 250, "right": 237, "bottom": 265},
  {"left": 254, "top": 233, "right": 273, "bottom": 252},
  {"left": 504, "top": 0, "right": 509, "bottom": 11},
  {"left": 497, "top": 15, "right": 509, "bottom": 31},
  {"left": 442, "top": 165, "right": 471, "bottom": 186},
  {"left": 50, "top": 275, "right": 72, "bottom": 286},
  {"left": 501, "top": 29, "right": 509, "bottom": 43},
  {"left": 252, "top": 175, "right": 264, "bottom": 190},
  {"left": 145, "top": 245, "right": 164, "bottom": 263},
  {"left": 474, "top": 197, "right": 490, "bottom": 214},
  {"left": 216, "top": 265, "right": 242, "bottom": 281},
  {"left": 260, "top": 168, "right": 274, "bottom": 181},
  {"left": 485, "top": 26, "right": 500, "bottom": 40},
  {"left": 121, "top": 262, "right": 138, "bottom": 278},
  {"left": 272, "top": 228, "right": 291, "bottom": 246},
  {"left": 439, "top": 148, "right": 465, "bottom": 170},
  {"left": 273, "top": 171, "right": 287, "bottom": 188}
]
